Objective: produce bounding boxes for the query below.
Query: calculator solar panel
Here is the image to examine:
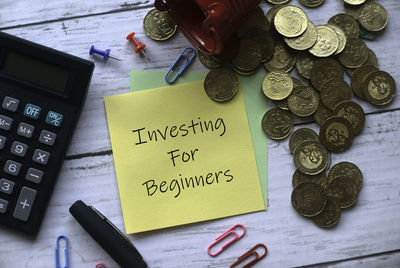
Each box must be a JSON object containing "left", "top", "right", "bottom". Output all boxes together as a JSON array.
[{"left": 0, "top": 31, "right": 94, "bottom": 235}]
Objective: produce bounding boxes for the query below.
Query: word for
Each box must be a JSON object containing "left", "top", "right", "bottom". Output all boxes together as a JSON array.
[{"left": 142, "top": 169, "right": 234, "bottom": 198}]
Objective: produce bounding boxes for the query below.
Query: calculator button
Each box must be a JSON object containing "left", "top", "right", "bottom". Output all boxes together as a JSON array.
[
  {"left": 0, "top": 135, "right": 6, "bottom": 150},
  {"left": 2, "top": 97, "right": 20, "bottom": 112},
  {"left": 0, "top": 115, "right": 13, "bottom": 131},
  {"left": 13, "top": 186, "right": 37, "bottom": 222},
  {"left": 26, "top": 168, "right": 44, "bottom": 184},
  {"left": 24, "top": 104, "right": 41, "bottom": 120},
  {"left": 45, "top": 111, "right": 63, "bottom": 127},
  {"left": 39, "top": 130, "right": 56, "bottom": 146},
  {"left": 4, "top": 160, "right": 22, "bottom": 176},
  {"left": 17, "top": 122, "right": 35, "bottom": 138},
  {"left": 11, "top": 141, "right": 28, "bottom": 157},
  {"left": 0, "top": 198, "right": 8, "bottom": 214},
  {"left": 0, "top": 178, "right": 15, "bottom": 195},
  {"left": 33, "top": 149, "right": 50, "bottom": 165}
]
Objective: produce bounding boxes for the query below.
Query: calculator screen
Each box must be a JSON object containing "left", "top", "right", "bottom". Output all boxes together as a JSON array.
[{"left": 2, "top": 51, "right": 70, "bottom": 93}]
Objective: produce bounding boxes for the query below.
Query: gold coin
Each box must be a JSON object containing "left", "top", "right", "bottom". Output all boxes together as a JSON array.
[
  {"left": 313, "top": 101, "right": 333, "bottom": 126},
  {"left": 328, "top": 14, "right": 360, "bottom": 38},
  {"left": 309, "top": 25, "right": 339, "bottom": 57},
  {"left": 338, "top": 38, "right": 368, "bottom": 68},
  {"left": 292, "top": 169, "right": 327, "bottom": 188},
  {"left": 274, "top": 5, "right": 309, "bottom": 37},
  {"left": 358, "top": 1, "right": 388, "bottom": 32},
  {"left": 143, "top": 9, "right": 177, "bottom": 41},
  {"left": 198, "top": 52, "right": 223, "bottom": 69},
  {"left": 291, "top": 183, "right": 327, "bottom": 217},
  {"left": 320, "top": 79, "right": 352, "bottom": 110},
  {"left": 261, "top": 108, "right": 293, "bottom": 140},
  {"left": 344, "top": 0, "right": 367, "bottom": 5},
  {"left": 262, "top": 71, "right": 293, "bottom": 100},
  {"left": 351, "top": 64, "right": 378, "bottom": 99},
  {"left": 289, "top": 128, "right": 319, "bottom": 154},
  {"left": 232, "top": 39, "right": 262, "bottom": 72},
  {"left": 299, "top": 0, "right": 325, "bottom": 8},
  {"left": 344, "top": 2, "right": 361, "bottom": 19},
  {"left": 328, "top": 161, "right": 363, "bottom": 192},
  {"left": 264, "top": 41, "right": 296, "bottom": 72},
  {"left": 266, "top": 0, "right": 291, "bottom": 5},
  {"left": 266, "top": 5, "right": 285, "bottom": 27},
  {"left": 237, "top": 6, "right": 270, "bottom": 37},
  {"left": 311, "top": 196, "right": 341, "bottom": 228},
  {"left": 232, "top": 65, "right": 257, "bottom": 76},
  {"left": 273, "top": 77, "right": 303, "bottom": 110},
  {"left": 284, "top": 21, "right": 317, "bottom": 50},
  {"left": 294, "top": 140, "right": 328, "bottom": 175},
  {"left": 241, "top": 29, "right": 275, "bottom": 62},
  {"left": 296, "top": 51, "right": 317, "bottom": 80},
  {"left": 327, "top": 24, "right": 347, "bottom": 55},
  {"left": 288, "top": 86, "right": 319, "bottom": 117},
  {"left": 319, "top": 116, "right": 354, "bottom": 152},
  {"left": 310, "top": 58, "right": 344, "bottom": 91},
  {"left": 362, "top": 70, "right": 397, "bottom": 106},
  {"left": 325, "top": 176, "right": 358, "bottom": 208},
  {"left": 204, "top": 68, "right": 239, "bottom": 102},
  {"left": 345, "top": 48, "right": 378, "bottom": 77},
  {"left": 333, "top": 101, "right": 366, "bottom": 136}
]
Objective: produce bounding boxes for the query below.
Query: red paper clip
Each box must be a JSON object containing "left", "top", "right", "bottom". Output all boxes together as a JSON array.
[
  {"left": 230, "top": 243, "right": 268, "bottom": 268},
  {"left": 207, "top": 224, "right": 245, "bottom": 257}
]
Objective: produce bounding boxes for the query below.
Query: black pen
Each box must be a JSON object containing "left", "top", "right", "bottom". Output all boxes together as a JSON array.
[{"left": 69, "top": 200, "right": 147, "bottom": 268}]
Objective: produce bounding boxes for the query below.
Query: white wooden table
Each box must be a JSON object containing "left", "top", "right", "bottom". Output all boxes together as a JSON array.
[{"left": 1, "top": 1, "right": 399, "bottom": 267}]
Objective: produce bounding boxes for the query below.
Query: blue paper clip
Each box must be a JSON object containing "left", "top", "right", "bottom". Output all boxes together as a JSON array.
[
  {"left": 56, "top": 235, "right": 69, "bottom": 268},
  {"left": 165, "top": 47, "right": 196, "bottom": 84}
]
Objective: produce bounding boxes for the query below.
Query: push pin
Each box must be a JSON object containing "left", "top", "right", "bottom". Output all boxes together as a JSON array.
[
  {"left": 89, "top": 45, "right": 122, "bottom": 62},
  {"left": 126, "top": 32, "right": 151, "bottom": 61}
]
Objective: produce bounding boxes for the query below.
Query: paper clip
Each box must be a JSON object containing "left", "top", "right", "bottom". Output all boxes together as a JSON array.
[
  {"left": 165, "top": 47, "right": 196, "bottom": 84},
  {"left": 230, "top": 243, "right": 268, "bottom": 268},
  {"left": 207, "top": 224, "right": 246, "bottom": 257},
  {"left": 56, "top": 235, "right": 69, "bottom": 268},
  {"left": 95, "top": 263, "right": 107, "bottom": 268}
]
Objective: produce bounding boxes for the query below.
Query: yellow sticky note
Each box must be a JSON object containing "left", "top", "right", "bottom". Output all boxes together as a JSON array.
[{"left": 105, "top": 80, "right": 265, "bottom": 233}]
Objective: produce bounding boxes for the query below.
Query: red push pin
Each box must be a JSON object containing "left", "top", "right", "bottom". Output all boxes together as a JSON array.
[{"left": 126, "top": 32, "right": 150, "bottom": 61}]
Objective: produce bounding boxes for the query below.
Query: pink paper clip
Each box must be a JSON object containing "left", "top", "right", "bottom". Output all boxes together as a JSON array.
[
  {"left": 95, "top": 263, "right": 107, "bottom": 268},
  {"left": 207, "top": 224, "right": 246, "bottom": 257},
  {"left": 229, "top": 243, "right": 268, "bottom": 268}
]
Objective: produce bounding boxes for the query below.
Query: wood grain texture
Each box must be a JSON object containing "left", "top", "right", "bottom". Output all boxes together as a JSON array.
[{"left": 0, "top": 0, "right": 399, "bottom": 267}]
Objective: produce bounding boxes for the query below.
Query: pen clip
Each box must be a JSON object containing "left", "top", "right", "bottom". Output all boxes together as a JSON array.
[{"left": 89, "top": 205, "right": 134, "bottom": 249}]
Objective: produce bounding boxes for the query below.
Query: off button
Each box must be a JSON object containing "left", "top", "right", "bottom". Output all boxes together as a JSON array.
[{"left": 24, "top": 104, "right": 41, "bottom": 120}]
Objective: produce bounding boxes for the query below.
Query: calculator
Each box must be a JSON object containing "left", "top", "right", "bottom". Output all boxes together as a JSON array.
[{"left": 0, "top": 31, "right": 94, "bottom": 235}]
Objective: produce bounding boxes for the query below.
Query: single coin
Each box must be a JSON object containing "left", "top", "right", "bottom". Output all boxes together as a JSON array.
[
  {"left": 310, "top": 58, "right": 344, "bottom": 91},
  {"left": 266, "top": 5, "right": 285, "bottom": 27},
  {"left": 358, "top": 1, "right": 388, "bottom": 32},
  {"left": 362, "top": 70, "right": 397, "bottom": 106},
  {"left": 289, "top": 128, "right": 319, "bottom": 154},
  {"left": 294, "top": 140, "right": 328, "bottom": 175},
  {"left": 198, "top": 52, "right": 223, "bottom": 69},
  {"left": 204, "top": 68, "right": 239, "bottom": 102},
  {"left": 338, "top": 38, "right": 368, "bottom": 68},
  {"left": 328, "top": 161, "right": 363, "bottom": 192},
  {"left": 325, "top": 176, "right": 359, "bottom": 208},
  {"left": 264, "top": 41, "right": 296, "bottom": 72},
  {"left": 237, "top": 6, "right": 269, "bottom": 37},
  {"left": 291, "top": 183, "right": 327, "bottom": 217},
  {"left": 319, "top": 116, "right": 354, "bottom": 152},
  {"left": 274, "top": 5, "right": 308, "bottom": 38},
  {"left": 365, "top": 49, "right": 378, "bottom": 68},
  {"left": 242, "top": 29, "right": 275, "bottom": 62},
  {"left": 313, "top": 101, "right": 333, "bottom": 126},
  {"left": 262, "top": 71, "right": 294, "bottom": 100},
  {"left": 309, "top": 25, "right": 339, "bottom": 58},
  {"left": 292, "top": 169, "right": 327, "bottom": 188},
  {"left": 143, "top": 9, "right": 177, "bottom": 41},
  {"left": 288, "top": 86, "right": 320, "bottom": 117},
  {"left": 232, "top": 39, "right": 262, "bottom": 72},
  {"left": 284, "top": 21, "right": 317, "bottom": 51},
  {"left": 267, "top": 0, "right": 291, "bottom": 4},
  {"left": 344, "top": 3, "right": 361, "bottom": 19},
  {"left": 261, "top": 108, "right": 293, "bottom": 140},
  {"left": 311, "top": 196, "right": 341, "bottom": 228},
  {"left": 327, "top": 24, "right": 347, "bottom": 55},
  {"left": 328, "top": 14, "right": 360, "bottom": 38},
  {"left": 296, "top": 52, "right": 317, "bottom": 80},
  {"left": 344, "top": 0, "right": 366, "bottom": 5},
  {"left": 351, "top": 65, "right": 378, "bottom": 99},
  {"left": 333, "top": 101, "right": 365, "bottom": 136},
  {"left": 299, "top": 0, "right": 325, "bottom": 8},
  {"left": 320, "top": 79, "right": 352, "bottom": 110}
]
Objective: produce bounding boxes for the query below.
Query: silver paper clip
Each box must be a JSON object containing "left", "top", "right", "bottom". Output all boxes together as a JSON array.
[
  {"left": 165, "top": 47, "right": 196, "bottom": 84},
  {"left": 56, "top": 235, "right": 69, "bottom": 268},
  {"left": 229, "top": 243, "right": 268, "bottom": 268}
]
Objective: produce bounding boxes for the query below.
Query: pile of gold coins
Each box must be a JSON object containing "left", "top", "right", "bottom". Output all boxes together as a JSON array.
[{"left": 194, "top": 0, "right": 397, "bottom": 228}]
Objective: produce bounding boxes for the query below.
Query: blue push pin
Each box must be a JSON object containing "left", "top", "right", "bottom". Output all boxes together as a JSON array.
[{"left": 89, "top": 45, "right": 122, "bottom": 62}]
